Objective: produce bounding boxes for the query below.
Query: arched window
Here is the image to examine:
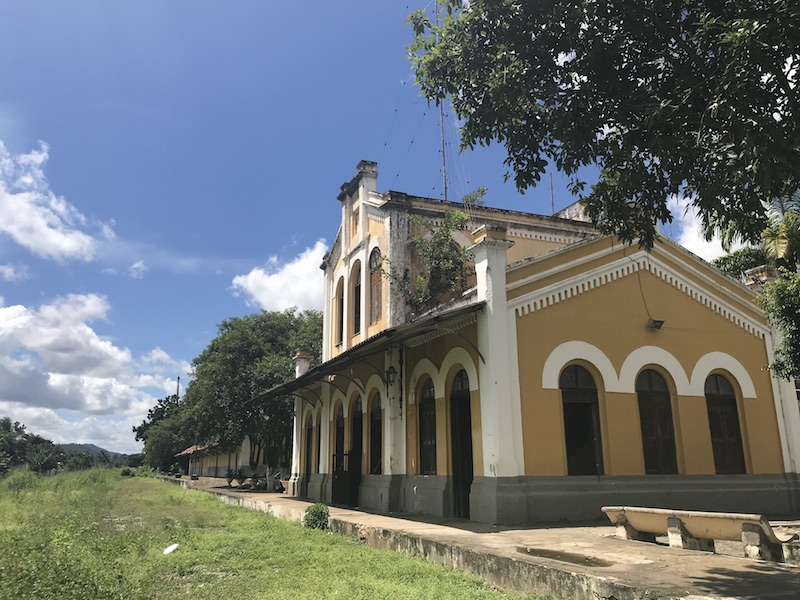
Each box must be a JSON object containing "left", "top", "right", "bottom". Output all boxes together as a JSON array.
[
  {"left": 351, "top": 398, "right": 363, "bottom": 474},
  {"left": 369, "top": 248, "right": 382, "bottom": 325},
  {"left": 370, "top": 393, "right": 382, "bottom": 474},
  {"left": 705, "top": 374, "right": 746, "bottom": 474},
  {"left": 450, "top": 369, "right": 473, "bottom": 519},
  {"left": 352, "top": 262, "right": 362, "bottom": 336},
  {"left": 636, "top": 370, "right": 677, "bottom": 474},
  {"left": 304, "top": 415, "right": 314, "bottom": 482},
  {"left": 560, "top": 365, "right": 603, "bottom": 476},
  {"left": 335, "top": 277, "right": 344, "bottom": 346},
  {"left": 419, "top": 379, "right": 437, "bottom": 475},
  {"left": 334, "top": 403, "right": 345, "bottom": 472}
]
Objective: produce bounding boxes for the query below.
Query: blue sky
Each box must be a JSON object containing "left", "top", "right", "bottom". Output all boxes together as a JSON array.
[{"left": 0, "top": 2, "right": 724, "bottom": 454}]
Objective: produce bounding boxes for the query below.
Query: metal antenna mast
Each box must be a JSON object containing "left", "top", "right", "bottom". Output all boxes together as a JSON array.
[{"left": 436, "top": 2, "right": 448, "bottom": 202}]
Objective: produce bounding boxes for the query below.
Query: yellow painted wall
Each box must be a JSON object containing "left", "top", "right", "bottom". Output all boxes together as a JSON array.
[
  {"left": 403, "top": 328, "right": 483, "bottom": 478},
  {"left": 506, "top": 236, "right": 572, "bottom": 264},
  {"left": 516, "top": 266, "right": 783, "bottom": 477}
]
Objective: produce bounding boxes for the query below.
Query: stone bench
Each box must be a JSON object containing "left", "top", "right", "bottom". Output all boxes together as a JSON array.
[{"left": 601, "top": 505, "right": 799, "bottom": 563}]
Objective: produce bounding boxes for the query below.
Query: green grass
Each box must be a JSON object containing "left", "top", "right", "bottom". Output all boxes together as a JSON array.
[{"left": 0, "top": 468, "right": 543, "bottom": 599}]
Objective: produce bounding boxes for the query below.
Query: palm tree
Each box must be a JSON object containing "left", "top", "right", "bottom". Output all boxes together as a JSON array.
[{"left": 761, "top": 192, "right": 800, "bottom": 273}]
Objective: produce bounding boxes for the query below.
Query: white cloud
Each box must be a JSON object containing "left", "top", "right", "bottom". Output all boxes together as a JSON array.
[
  {"left": 0, "top": 263, "right": 28, "bottom": 282},
  {"left": 0, "top": 401, "right": 148, "bottom": 455},
  {"left": 663, "top": 196, "right": 738, "bottom": 262},
  {"left": 0, "top": 141, "right": 104, "bottom": 261},
  {"left": 231, "top": 240, "right": 327, "bottom": 311},
  {"left": 127, "top": 259, "right": 148, "bottom": 279},
  {"left": 0, "top": 293, "right": 189, "bottom": 452}
]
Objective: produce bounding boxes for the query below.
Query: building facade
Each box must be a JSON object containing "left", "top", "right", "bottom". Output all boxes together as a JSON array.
[{"left": 263, "top": 161, "right": 800, "bottom": 524}]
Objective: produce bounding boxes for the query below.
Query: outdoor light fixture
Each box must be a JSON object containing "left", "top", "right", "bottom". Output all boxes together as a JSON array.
[
  {"left": 385, "top": 366, "right": 397, "bottom": 384},
  {"left": 647, "top": 318, "right": 665, "bottom": 330}
]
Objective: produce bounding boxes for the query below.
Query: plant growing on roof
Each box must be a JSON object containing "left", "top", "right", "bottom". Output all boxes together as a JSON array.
[{"left": 381, "top": 209, "right": 475, "bottom": 315}]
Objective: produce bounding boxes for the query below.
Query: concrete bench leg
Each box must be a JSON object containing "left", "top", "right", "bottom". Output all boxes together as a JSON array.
[
  {"left": 741, "top": 523, "right": 784, "bottom": 562},
  {"left": 615, "top": 517, "right": 656, "bottom": 543},
  {"left": 667, "top": 517, "right": 714, "bottom": 552}
]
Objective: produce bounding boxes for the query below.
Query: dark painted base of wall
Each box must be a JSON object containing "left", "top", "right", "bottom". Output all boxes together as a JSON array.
[
  {"left": 358, "top": 475, "right": 404, "bottom": 512},
  {"left": 298, "top": 472, "right": 800, "bottom": 525},
  {"left": 520, "top": 473, "right": 800, "bottom": 523},
  {"left": 403, "top": 475, "right": 451, "bottom": 517}
]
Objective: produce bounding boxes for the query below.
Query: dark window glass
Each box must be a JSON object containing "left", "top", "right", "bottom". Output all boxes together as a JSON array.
[
  {"left": 450, "top": 370, "right": 473, "bottom": 519},
  {"left": 334, "top": 403, "right": 345, "bottom": 472},
  {"left": 419, "top": 379, "right": 437, "bottom": 475},
  {"left": 705, "top": 374, "right": 746, "bottom": 474},
  {"left": 335, "top": 278, "right": 344, "bottom": 345},
  {"left": 351, "top": 398, "right": 363, "bottom": 475},
  {"left": 636, "top": 370, "right": 677, "bottom": 474},
  {"left": 560, "top": 365, "right": 604, "bottom": 476},
  {"left": 370, "top": 394, "right": 382, "bottom": 474}
]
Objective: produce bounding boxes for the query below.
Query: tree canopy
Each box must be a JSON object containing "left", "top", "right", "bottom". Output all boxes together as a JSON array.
[
  {"left": 181, "top": 308, "right": 322, "bottom": 470},
  {"left": 760, "top": 273, "right": 800, "bottom": 380},
  {"left": 409, "top": 1, "right": 800, "bottom": 248},
  {"left": 710, "top": 191, "right": 800, "bottom": 379},
  {"left": 0, "top": 417, "right": 137, "bottom": 476}
]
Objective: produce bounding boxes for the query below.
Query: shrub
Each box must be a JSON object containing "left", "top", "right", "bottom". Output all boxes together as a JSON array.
[
  {"left": 0, "top": 466, "right": 39, "bottom": 496},
  {"left": 303, "top": 503, "right": 329, "bottom": 530},
  {"left": 120, "top": 466, "right": 134, "bottom": 477},
  {"left": 235, "top": 468, "right": 246, "bottom": 485},
  {"left": 134, "top": 465, "right": 154, "bottom": 477}
]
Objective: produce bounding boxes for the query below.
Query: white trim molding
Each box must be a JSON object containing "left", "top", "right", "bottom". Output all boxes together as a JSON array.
[
  {"left": 689, "top": 352, "right": 757, "bottom": 399},
  {"left": 618, "top": 346, "right": 692, "bottom": 395},
  {"left": 439, "top": 346, "right": 480, "bottom": 392},
  {"left": 542, "top": 341, "right": 621, "bottom": 392},
  {"left": 511, "top": 251, "right": 768, "bottom": 339}
]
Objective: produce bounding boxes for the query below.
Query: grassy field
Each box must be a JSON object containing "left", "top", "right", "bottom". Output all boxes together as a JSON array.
[{"left": 0, "top": 469, "right": 542, "bottom": 600}]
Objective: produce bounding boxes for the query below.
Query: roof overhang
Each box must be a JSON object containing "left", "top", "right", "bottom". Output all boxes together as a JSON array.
[{"left": 255, "top": 300, "right": 485, "bottom": 404}]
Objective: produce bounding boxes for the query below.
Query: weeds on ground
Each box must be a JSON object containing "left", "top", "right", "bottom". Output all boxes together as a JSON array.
[{"left": 0, "top": 469, "right": 544, "bottom": 600}]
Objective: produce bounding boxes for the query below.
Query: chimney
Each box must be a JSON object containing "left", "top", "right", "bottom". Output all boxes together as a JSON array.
[{"left": 294, "top": 348, "right": 313, "bottom": 379}]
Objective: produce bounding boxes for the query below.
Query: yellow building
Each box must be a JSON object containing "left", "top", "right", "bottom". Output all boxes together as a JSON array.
[{"left": 263, "top": 161, "right": 800, "bottom": 524}]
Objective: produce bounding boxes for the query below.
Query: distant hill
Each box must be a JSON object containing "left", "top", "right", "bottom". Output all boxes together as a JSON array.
[{"left": 59, "top": 443, "right": 122, "bottom": 456}]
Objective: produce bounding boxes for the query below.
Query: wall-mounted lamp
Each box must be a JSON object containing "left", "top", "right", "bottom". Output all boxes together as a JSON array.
[
  {"left": 647, "top": 318, "right": 665, "bottom": 330},
  {"left": 385, "top": 366, "right": 397, "bottom": 384}
]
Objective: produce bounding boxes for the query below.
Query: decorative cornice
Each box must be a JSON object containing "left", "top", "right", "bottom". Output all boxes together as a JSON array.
[
  {"left": 510, "top": 252, "right": 768, "bottom": 339},
  {"left": 507, "top": 226, "right": 587, "bottom": 246}
]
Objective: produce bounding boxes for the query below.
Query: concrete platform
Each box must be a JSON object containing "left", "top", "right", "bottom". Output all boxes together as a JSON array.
[{"left": 164, "top": 476, "right": 800, "bottom": 599}]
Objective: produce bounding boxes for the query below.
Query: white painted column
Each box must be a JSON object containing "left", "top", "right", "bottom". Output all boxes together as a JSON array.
[
  {"left": 322, "top": 262, "right": 332, "bottom": 362},
  {"left": 470, "top": 226, "right": 525, "bottom": 478},
  {"left": 384, "top": 348, "right": 405, "bottom": 474},
  {"left": 766, "top": 328, "right": 800, "bottom": 473},
  {"left": 289, "top": 350, "right": 313, "bottom": 494},
  {"left": 342, "top": 262, "right": 350, "bottom": 351}
]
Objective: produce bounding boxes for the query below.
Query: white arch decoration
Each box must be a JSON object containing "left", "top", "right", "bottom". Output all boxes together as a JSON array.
[
  {"left": 330, "top": 389, "right": 347, "bottom": 419},
  {"left": 363, "top": 374, "right": 386, "bottom": 409},
  {"left": 408, "top": 358, "right": 439, "bottom": 404},
  {"left": 618, "top": 346, "right": 692, "bottom": 395},
  {"left": 542, "top": 341, "right": 621, "bottom": 392},
  {"left": 343, "top": 379, "right": 366, "bottom": 415},
  {"left": 689, "top": 352, "right": 757, "bottom": 398},
  {"left": 301, "top": 405, "right": 315, "bottom": 428},
  {"left": 439, "top": 346, "right": 480, "bottom": 392}
]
